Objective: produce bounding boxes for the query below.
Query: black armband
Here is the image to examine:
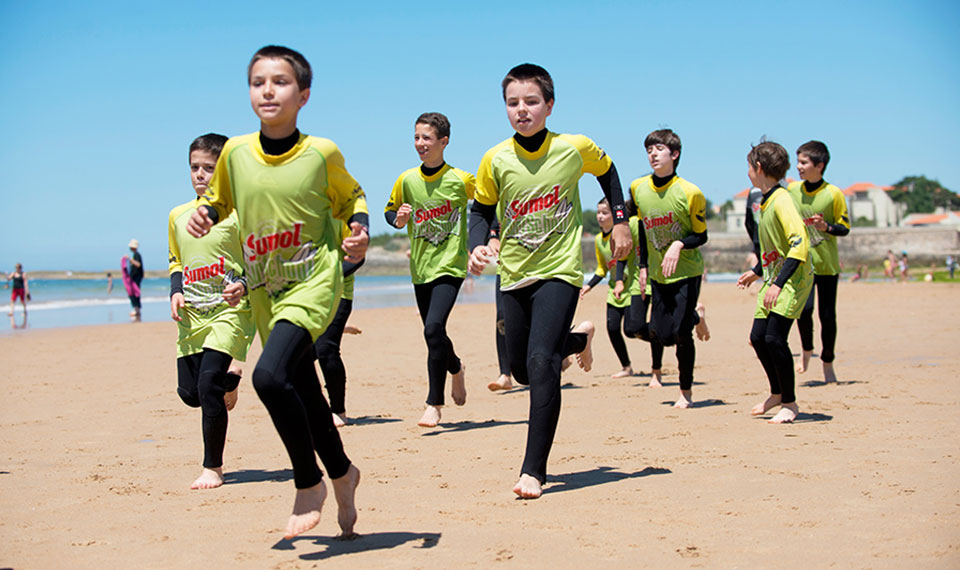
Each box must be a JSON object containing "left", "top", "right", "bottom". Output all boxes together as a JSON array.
[
  {"left": 469, "top": 201, "right": 496, "bottom": 250},
  {"left": 615, "top": 259, "right": 626, "bottom": 282},
  {"left": 680, "top": 230, "right": 708, "bottom": 249},
  {"left": 752, "top": 261, "right": 763, "bottom": 277},
  {"left": 347, "top": 212, "right": 370, "bottom": 231},
  {"left": 170, "top": 272, "right": 183, "bottom": 297},
  {"left": 826, "top": 223, "right": 850, "bottom": 237},
  {"left": 587, "top": 274, "right": 603, "bottom": 288},
  {"left": 385, "top": 210, "right": 399, "bottom": 228},
  {"left": 597, "top": 162, "right": 627, "bottom": 223},
  {"left": 773, "top": 257, "right": 801, "bottom": 288},
  {"left": 343, "top": 257, "right": 365, "bottom": 278}
]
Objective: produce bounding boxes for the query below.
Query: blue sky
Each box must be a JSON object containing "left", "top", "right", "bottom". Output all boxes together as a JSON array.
[{"left": 1, "top": 0, "right": 957, "bottom": 271}]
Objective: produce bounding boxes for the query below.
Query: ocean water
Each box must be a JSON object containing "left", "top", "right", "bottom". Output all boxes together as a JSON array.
[{"left": 1, "top": 272, "right": 743, "bottom": 334}]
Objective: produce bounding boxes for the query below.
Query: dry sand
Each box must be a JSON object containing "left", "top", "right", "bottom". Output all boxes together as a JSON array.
[{"left": 1, "top": 281, "right": 958, "bottom": 568}]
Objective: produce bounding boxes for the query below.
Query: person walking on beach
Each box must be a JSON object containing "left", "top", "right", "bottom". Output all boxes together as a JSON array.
[
  {"left": 124, "top": 239, "right": 144, "bottom": 320},
  {"left": 7, "top": 263, "right": 29, "bottom": 316},
  {"left": 385, "top": 112, "right": 472, "bottom": 427}
]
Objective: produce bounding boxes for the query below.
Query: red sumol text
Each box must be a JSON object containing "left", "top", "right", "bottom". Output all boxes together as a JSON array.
[
  {"left": 508, "top": 186, "right": 560, "bottom": 220},
  {"left": 762, "top": 250, "right": 781, "bottom": 267},
  {"left": 644, "top": 212, "right": 674, "bottom": 230},
  {"left": 415, "top": 200, "right": 452, "bottom": 224},
  {"left": 246, "top": 223, "right": 303, "bottom": 262},
  {"left": 184, "top": 257, "right": 226, "bottom": 285},
  {"left": 803, "top": 216, "right": 816, "bottom": 226}
]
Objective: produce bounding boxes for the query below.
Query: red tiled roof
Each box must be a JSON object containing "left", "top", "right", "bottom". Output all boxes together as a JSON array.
[
  {"left": 734, "top": 188, "right": 750, "bottom": 198},
  {"left": 905, "top": 214, "right": 948, "bottom": 225}
]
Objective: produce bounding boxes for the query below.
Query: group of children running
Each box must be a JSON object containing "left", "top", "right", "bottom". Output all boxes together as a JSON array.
[{"left": 166, "top": 45, "right": 848, "bottom": 539}]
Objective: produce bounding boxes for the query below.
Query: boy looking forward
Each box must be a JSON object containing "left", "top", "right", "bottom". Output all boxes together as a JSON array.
[
  {"left": 187, "top": 45, "right": 365, "bottom": 539},
  {"left": 787, "top": 141, "right": 849, "bottom": 383},
  {"left": 630, "top": 129, "right": 709, "bottom": 409},
  {"left": 168, "top": 133, "right": 255, "bottom": 490},
  {"left": 469, "top": 63, "right": 630, "bottom": 499},
  {"left": 737, "top": 141, "right": 813, "bottom": 424}
]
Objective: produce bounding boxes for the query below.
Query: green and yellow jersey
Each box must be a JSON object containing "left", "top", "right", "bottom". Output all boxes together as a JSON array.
[
  {"left": 629, "top": 175, "right": 706, "bottom": 284},
  {"left": 199, "top": 132, "right": 368, "bottom": 341},
  {"left": 756, "top": 187, "right": 813, "bottom": 319},
  {"left": 476, "top": 132, "right": 612, "bottom": 290},
  {"left": 168, "top": 200, "right": 255, "bottom": 360},
  {"left": 787, "top": 181, "right": 849, "bottom": 276},
  {"left": 592, "top": 217, "right": 643, "bottom": 308},
  {"left": 335, "top": 219, "right": 356, "bottom": 301},
  {"left": 385, "top": 164, "right": 475, "bottom": 284}
]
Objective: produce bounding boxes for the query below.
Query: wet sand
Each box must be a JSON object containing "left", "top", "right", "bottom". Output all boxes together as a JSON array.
[{"left": 1, "top": 281, "right": 958, "bottom": 568}]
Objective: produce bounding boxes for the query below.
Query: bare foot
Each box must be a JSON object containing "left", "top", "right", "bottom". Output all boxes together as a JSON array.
[
  {"left": 572, "top": 321, "right": 595, "bottom": 372},
  {"left": 673, "top": 390, "right": 693, "bottom": 409},
  {"left": 451, "top": 365, "right": 467, "bottom": 406},
  {"left": 751, "top": 394, "right": 782, "bottom": 416},
  {"left": 561, "top": 356, "right": 573, "bottom": 372},
  {"left": 648, "top": 369, "right": 663, "bottom": 388},
  {"left": 344, "top": 325, "right": 362, "bottom": 335},
  {"left": 769, "top": 403, "right": 799, "bottom": 424},
  {"left": 512, "top": 473, "right": 543, "bottom": 499},
  {"left": 823, "top": 361, "right": 838, "bottom": 383},
  {"left": 612, "top": 366, "right": 634, "bottom": 379},
  {"left": 332, "top": 412, "right": 347, "bottom": 428},
  {"left": 488, "top": 374, "right": 514, "bottom": 392},
  {"left": 224, "top": 388, "right": 239, "bottom": 411},
  {"left": 418, "top": 405, "right": 441, "bottom": 427},
  {"left": 330, "top": 464, "right": 360, "bottom": 537},
  {"left": 190, "top": 467, "right": 224, "bottom": 490},
  {"left": 284, "top": 482, "right": 327, "bottom": 539},
  {"left": 695, "top": 303, "right": 710, "bottom": 341},
  {"left": 796, "top": 350, "right": 813, "bottom": 373}
]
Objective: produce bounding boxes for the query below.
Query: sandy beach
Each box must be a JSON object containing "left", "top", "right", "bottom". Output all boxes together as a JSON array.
[{"left": 1, "top": 280, "right": 958, "bottom": 568}]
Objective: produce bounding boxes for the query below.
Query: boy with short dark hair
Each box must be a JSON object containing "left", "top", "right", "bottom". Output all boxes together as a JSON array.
[
  {"left": 737, "top": 141, "right": 813, "bottom": 424},
  {"left": 385, "top": 111, "right": 473, "bottom": 427},
  {"left": 168, "top": 132, "right": 255, "bottom": 490},
  {"left": 469, "top": 63, "right": 630, "bottom": 499},
  {"left": 187, "top": 45, "right": 365, "bottom": 539},
  {"left": 788, "top": 140, "right": 849, "bottom": 383},
  {"left": 630, "top": 128, "right": 709, "bottom": 408}
]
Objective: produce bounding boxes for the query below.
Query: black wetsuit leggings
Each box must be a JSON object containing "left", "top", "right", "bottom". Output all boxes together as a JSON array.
[
  {"left": 176, "top": 349, "right": 240, "bottom": 469},
  {"left": 797, "top": 274, "right": 839, "bottom": 363},
  {"left": 501, "top": 279, "right": 587, "bottom": 483},
  {"left": 615, "top": 294, "right": 664, "bottom": 370},
  {"left": 495, "top": 275, "right": 511, "bottom": 376},
  {"left": 413, "top": 275, "right": 463, "bottom": 406},
  {"left": 750, "top": 313, "right": 797, "bottom": 404},
  {"left": 252, "top": 320, "right": 350, "bottom": 489},
  {"left": 314, "top": 298, "right": 353, "bottom": 414},
  {"left": 650, "top": 276, "right": 701, "bottom": 390}
]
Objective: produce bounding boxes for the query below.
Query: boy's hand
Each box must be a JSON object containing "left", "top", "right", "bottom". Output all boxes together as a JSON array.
[
  {"left": 638, "top": 267, "right": 647, "bottom": 299},
  {"left": 737, "top": 270, "right": 760, "bottom": 289},
  {"left": 763, "top": 284, "right": 781, "bottom": 309},
  {"left": 579, "top": 285, "right": 591, "bottom": 299},
  {"left": 612, "top": 280, "right": 625, "bottom": 300},
  {"left": 394, "top": 204, "right": 413, "bottom": 228},
  {"left": 661, "top": 241, "right": 683, "bottom": 278},
  {"left": 811, "top": 213, "right": 828, "bottom": 232},
  {"left": 170, "top": 292, "right": 185, "bottom": 321},
  {"left": 187, "top": 208, "right": 214, "bottom": 237},
  {"left": 468, "top": 245, "right": 495, "bottom": 275},
  {"left": 343, "top": 222, "right": 369, "bottom": 263},
  {"left": 223, "top": 282, "right": 245, "bottom": 306},
  {"left": 488, "top": 238, "right": 501, "bottom": 257},
  {"left": 610, "top": 222, "right": 631, "bottom": 260}
]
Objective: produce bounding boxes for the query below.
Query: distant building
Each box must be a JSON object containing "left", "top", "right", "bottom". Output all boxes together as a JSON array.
[
  {"left": 844, "top": 182, "right": 903, "bottom": 228},
  {"left": 902, "top": 209, "right": 960, "bottom": 227},
  {"left": 725, "top": 178, "right": 796, "bottom": 233}
]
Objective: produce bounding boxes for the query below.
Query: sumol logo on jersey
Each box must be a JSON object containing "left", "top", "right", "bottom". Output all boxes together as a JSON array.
[
  {"left": 412, "top": 200, "right": 461, "bottom": 246},
  {"left": 183, "top": 257, "right": 226, "bottom": 285},
  {"left": 243, "top": 221, "right": 319, "bottom": 296},
  {"left": 245, "top": 223, "right": 304, "bottom": 262},
  {"left": 643, "top": 210, "right": 683, "bottom": 251},
  {"left": 503, "top": 185, "right": 573, "bottom": 252}
]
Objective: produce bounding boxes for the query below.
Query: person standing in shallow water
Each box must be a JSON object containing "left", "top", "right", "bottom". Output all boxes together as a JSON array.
[
  {"left": 124, "top": 239, "right": 144, "bottom": 320},
  {"left": 8, "top": 263, "right": 29, "bottom": 317}
]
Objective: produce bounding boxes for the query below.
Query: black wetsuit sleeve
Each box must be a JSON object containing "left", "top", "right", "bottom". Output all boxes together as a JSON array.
[
  {"left": 170, "top": 272, "right": 183, "bottom": 297},
  {"left": 826, "top": 223, "right": 850, "bottom": 236},
  {"left": 680, "top": 230, "right": 708, "bottom": 249},
  {"left": 343, "top": 257, "right": 365, "bottom": 278},
  {"left": 773, "top": 258, "right": 801, "bottom": 288},
  {"left": 587, "top": 274, "right": 603, "bottom": 288},
  {"left": 490, "top": 218, "right": 501, "bottom": 239},
  {"left": 597, "top": 162, "right": 628, "bottom": 224},
  {"left": 752, "top": 261, "right": 763, "bottom": 276},
  {"left": 348, "top": 212, "right": 370, "bottom": 229},
  {"left": 469, "top": 201, "right": 496, "bottom": 250},
  {"left": 201, "top": 204, "right": 219, "bottom": 224},
  {"left": 385, "top": 210, "right": 398, "bottom": 228},
  {"left": 615, "top": 259, "right": 626, "bottom": 281}
]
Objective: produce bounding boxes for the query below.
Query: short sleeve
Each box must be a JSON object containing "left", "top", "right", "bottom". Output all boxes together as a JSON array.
[
  {"left": 385, "top": 172, "right": 406, "bottom": 212},
  {"left": 168, "top": 207, "right": 183, "bottom": 274},
  {"left": 566, "top": 134, "right": 612, "bottom": 177},
  {"left": 686, "top": 184, "right": 707, "bottom": 233},
  {"left": 594, "top": 236, "right": 608, "bottom": 277},
  {"left": 775, "top": 194, "right": 809, "bottom": 262},
  {"left": 198, "top": 140, "right": 237, "bottom": 222},
  {"left": 831, "top": 187, "right": 850, "bottom": 229},
  {"left": 475, "top": 147, "right": 500, "bottom": 206},
  {"left": 315, "top": 138, "right": 368, "bottom": 222}
]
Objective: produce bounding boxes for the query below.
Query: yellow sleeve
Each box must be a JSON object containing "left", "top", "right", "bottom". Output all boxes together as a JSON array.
[
  {"left": 831, "top": 186, "right": 850, "bottom": 229},
  {"left": 775, "top": 194, "right": 809, "bottom": 262},
  {"left": 685, "top": 183, "right": 708, "bottom": 233},
  {"left": 385, "top": 171, "right": 406, "bottom": 213},
  {"left": 197, "top": 140, "right": 236, "bottom": 223},
  {"left": 629, "top": 179, "right": 643, "bottom": 216},
  {"left": 475, "top": 146, "right": 500, "bottom": 206},
  {"left": 594, "top": 235, "right": 608, "bottom": 278},
  {"left": 456, "top": 169, "right": 476, "bottom": 200},
  {"left": 562, "top": 134, "right": 612, "bottom": 177},
  {"left": 168, "top": 207, "right": 183, "bottom": 274},
  {"left": 315, "top": 138, "right": 368, "bottom": 223}
]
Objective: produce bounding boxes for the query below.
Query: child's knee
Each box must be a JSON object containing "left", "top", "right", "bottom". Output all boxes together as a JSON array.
[
  {"left": 177, "top": 386, "right": 201, "bottom": 408},
  {"left": 252, "top": 366, "right": 285, "bottom": 399},
  {"left": 749, "top": 328, "right": 766, "bottom": 348},
  {"left": 423, "top": 322, "right": 446, "bottom": 349},
  {"left": 526, "top": 352, "right": 559, "bottom": 382}
]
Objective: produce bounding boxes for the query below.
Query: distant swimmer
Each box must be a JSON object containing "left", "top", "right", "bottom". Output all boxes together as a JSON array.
[
  {"left": 7, "top": 263, "right": 29, "bottom": 317},
  {"left": 123, "top": 239, "right": 143, "bottom": 321}
]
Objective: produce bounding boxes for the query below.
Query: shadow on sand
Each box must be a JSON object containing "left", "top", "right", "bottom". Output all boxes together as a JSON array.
[
  {"left": 659, "top": 398, "right": 728, "bottom": 408},
  {"left": 421, "top": 419, "right": 526, "bottom": 436},
  {"left": 542, "top": 465, "right": 671, "bottom": 495},
  {"left": 346, "top": 415, "right": 404, "bottom": 426},
  {"left": 274, "top": 531, "right": 441, "bottom": 560},
  {"left": 223, "top": 468, "right": 293, "bottom": 485},
  {"left": 495, "top": 382, "right": 583, "bottom": 396},
  {"left": 751, "top": 412, "right": 833, "bottom": 424},
  {"left": 800, "top": 379, "right": 864, "bottom": 388}
]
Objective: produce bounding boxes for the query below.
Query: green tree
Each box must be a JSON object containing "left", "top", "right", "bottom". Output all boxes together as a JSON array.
[
  {"left": 890, "top": 176, "right": 960, "bottom": 214},
  {"left": 583, "top": 209, "right": 601, "bottom": 235}
]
